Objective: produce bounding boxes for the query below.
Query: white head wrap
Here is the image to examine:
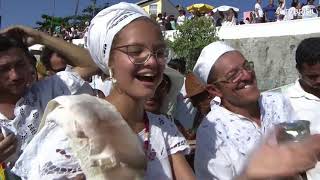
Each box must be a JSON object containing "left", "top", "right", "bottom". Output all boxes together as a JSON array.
[
  {"left": 193, "top": 41, "right": 235, "bottom": 84},
  {"left": 87, "top": 2, "right": 149, "bottom": 74}
]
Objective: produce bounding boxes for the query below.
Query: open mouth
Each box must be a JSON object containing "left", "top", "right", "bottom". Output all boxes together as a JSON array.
[
  {"left": 236, "top": 81, "right": 256, "bottom": 90},
  {"left": 136, "top": 73, "right": 156, "bottom": 83}
]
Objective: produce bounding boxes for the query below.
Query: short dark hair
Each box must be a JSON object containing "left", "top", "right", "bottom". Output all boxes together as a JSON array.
[
  {"left": 41, "top": 46, "right": 55, "bottom": 70},
  {"left": 0, "top": 34, "right": 29, "bottom": 54},
  {"left": 295, "top": 37, "right": 320, "bottom": 70},
  {"left": 0, "top": 34, "right": 35, "bottom": 66},
  {"left": 291, "top": 0, "right": 299, "bottom": 7}
]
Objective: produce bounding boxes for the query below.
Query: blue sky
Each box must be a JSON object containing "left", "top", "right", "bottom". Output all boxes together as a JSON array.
[{"left": 0, "top": 0, "right": 312, "bottom": 28}]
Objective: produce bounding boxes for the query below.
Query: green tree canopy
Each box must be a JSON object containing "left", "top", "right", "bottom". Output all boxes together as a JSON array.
[
  {"left": 36, "top": 2, "right": 110, "bottom": 32},
  {"left": 168, "top": 17, "right": 219, "bottom": 72}
]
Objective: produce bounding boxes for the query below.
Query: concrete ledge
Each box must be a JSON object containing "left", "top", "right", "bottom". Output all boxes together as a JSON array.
[{"left": 218, "top": 17, "right": 320, "bottom": 39}]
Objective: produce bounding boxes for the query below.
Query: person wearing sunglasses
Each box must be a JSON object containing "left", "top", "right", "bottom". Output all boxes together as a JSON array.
[{"left": 193, "top": 41, "right": 317, "bottom": 179}]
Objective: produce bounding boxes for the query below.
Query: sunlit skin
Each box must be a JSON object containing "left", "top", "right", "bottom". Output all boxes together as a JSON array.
[
  {"left": 105, "top": 18, "right": 195, "bottom": 180},
  {"left": 0, "top": 48, "right": 33, "bottom": 119},
  {"left": 190, "top": 91, "right": 211, "bottom": 116},
  {"left": 49, "top": 52, "right": 67, "bottom": 73},
  {"left": 107, "top": 19, "right": 165, "bottom": 103},
  {"left": 0, "top": 48, "right": 32, "bottom": 98},
  {"left": 298, "top": 63, "right": 320, "bottom": 98},
  {"left": 206, "top": 51, "right": 261, "bottom": 126},
  {"left": 144, "top": 75, "right": 170, "bottom": 114}
]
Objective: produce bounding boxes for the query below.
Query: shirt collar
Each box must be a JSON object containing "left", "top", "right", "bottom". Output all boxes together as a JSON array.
[
  {"left": 287, "top": 79, "right": 320, "bottom": 101},
  {"left": 209, "top": 95, "right": 262, "bottom": 122}
]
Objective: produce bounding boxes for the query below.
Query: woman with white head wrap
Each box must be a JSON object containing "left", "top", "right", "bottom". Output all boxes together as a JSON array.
[{"left": 12, "top": 2, "right": 194, "bottom": 180}]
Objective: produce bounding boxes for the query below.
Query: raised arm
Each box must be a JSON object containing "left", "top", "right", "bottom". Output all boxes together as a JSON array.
[
  {"left": 235, "top": 134, "right": 320, "bottom": 180},
  {"left": 1, "top": 25, "right": 98, "bottom": 79}
]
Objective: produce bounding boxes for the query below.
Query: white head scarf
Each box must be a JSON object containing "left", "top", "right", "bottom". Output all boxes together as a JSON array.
[
  {"left": 193, "top": 41, "right": 235, "bottom": 84},
  {"left": 87, "top": 2, "right": 149, "bottom": 74}
]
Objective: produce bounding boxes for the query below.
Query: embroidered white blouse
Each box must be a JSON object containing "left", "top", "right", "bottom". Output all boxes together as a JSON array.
[
  {"left": 13, "top": 107, "right": 189, "bottom": 180},
  {"left": 194, "top": 92, "right": 297, "bottom": 180},
  {"left": 0, "top": 71, "right": 93, "bottom": 164},
  {"left": 284, "top": 79, "right": 320, "bottom": 180}
]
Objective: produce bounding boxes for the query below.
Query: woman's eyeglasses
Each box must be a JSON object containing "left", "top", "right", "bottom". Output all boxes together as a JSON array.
[{"left": 112, "top": 45, "right": 168, "bottom": 65}]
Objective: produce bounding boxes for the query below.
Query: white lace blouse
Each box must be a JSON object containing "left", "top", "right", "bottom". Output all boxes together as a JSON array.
[{"left": 12, "top": 96, "right": 189, "bottom": 180}]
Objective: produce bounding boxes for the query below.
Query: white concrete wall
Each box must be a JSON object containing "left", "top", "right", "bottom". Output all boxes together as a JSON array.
[{"left": 218, "top": 18, "right": 320, "bottom": 39}]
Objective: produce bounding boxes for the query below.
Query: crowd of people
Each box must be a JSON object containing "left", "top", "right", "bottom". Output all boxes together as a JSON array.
[
  {"left": 0, "top": 2, "right": 320, "bottom": 180},
  {"left": 252, "top": 0, "right": 320, "bottom": 23},
  {"left": 38, "top": 24, "right": 88, "bottom": 42}
]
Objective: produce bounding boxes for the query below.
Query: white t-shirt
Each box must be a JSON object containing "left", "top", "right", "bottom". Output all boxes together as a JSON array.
[
  {"left": 283, "top": 79, "right": 320, "bottom": 180},
  {"left": 13, "top": 105, "right": 189, "bottom": 180},
  {"left": 0, "top": 71, "right": 92, "bottom": 165},
  {"left": 195, "top": 92, "right": 297, "bottom": 179},
  {"left": 255, "top": 3, "right": 264, "bottom": 18}
]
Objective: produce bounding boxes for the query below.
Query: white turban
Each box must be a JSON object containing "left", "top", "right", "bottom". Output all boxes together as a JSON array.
[
  {"left": 193, "top": 41, "right": 235, "bottom": 84},
  {"left": 87, "top": 2, "right": 149, "bottom": 74}
]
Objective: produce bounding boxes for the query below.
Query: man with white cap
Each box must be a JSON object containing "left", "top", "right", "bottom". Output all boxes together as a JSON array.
[
  {"left": 193, "top": 41, "right": 320, "bottom": 179},
  {"left": 11, "top": 2, "right": 194, "bottom": 180}
]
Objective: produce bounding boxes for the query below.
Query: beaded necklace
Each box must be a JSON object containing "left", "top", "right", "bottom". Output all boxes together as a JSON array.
[{"left": 143, "top": 112, "right": 150, "bottom": 153}]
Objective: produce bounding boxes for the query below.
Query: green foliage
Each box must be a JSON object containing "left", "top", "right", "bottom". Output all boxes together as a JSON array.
[
  {"left": 168, "top": 17, "right": 219, "bottom": 72},
  {"left": 36, "top": 3, "right": 109, "bottom": 32}
]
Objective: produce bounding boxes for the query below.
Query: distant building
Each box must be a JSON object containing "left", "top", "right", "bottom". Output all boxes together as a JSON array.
[{"left": 136, "top": 0, "right": 179, "bottom": 16}]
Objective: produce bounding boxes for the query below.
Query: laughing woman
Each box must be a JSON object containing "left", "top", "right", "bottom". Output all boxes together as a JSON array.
[{"left": 11, "top": 2, "right": 195, "bottom": 180}]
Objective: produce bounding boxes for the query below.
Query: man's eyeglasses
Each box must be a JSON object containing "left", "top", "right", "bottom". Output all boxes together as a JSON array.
[
  {"left": 112, "top": 45, "right": 168, "bottom": 65},
  {"left": 212, "top": 60, "right": 254, "bottom": 84}
]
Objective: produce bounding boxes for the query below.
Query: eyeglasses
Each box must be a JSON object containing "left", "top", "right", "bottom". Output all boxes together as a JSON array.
[
  {"left": 212, "top": 60, "right": 254, "bottom": 84},
  {"left": 112, "top": 44, "right": 168, "bottom": 65}
]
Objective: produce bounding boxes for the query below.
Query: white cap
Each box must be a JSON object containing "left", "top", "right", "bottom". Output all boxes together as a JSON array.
[
  {"left": 87, "top": 2, "right": 149, "bottom": 74},
  {"left": 193, "top": 41, "right": 235, "bottom": 84}
]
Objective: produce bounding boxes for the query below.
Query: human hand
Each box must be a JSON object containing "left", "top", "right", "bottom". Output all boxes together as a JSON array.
[
  {"left": 242, "top": 134, "right": 320, "bottom": 179},
  {"left": 0, "top": 133, "right": 18, "bottom": 163},
  {"left": 1, "top": 25, "right": 43, "bottom": 46}
]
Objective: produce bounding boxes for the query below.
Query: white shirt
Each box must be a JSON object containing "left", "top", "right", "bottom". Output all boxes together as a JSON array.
[
  {"left": 13, "top": 110, "right": 189, "bottom": 180},
  {"left": 284, "top": 79, "right": 320, "bottom": 180},
  {"left": 0, "top": 71, "right": 92, "bottom": 164},
  {"left": 141, "top": 113, "right": 190, "bottom": 180},
  {"left": 89, "top": 75, "right": 112, "bottom": 96},
  {"left": 177, "top": 15, "right": 186, "bottom": 26},
  {"left": 255, "top": 3, "right": 264, "bottom": 18},
  {"left": 194, "top": 92, "right": 296, "bottom": 180},
  {"left": 285, "top": 7, "right": 298, "bottom": 20},
  {"left": 301, "top": 5, "right": 318, "bottom": 19}
]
